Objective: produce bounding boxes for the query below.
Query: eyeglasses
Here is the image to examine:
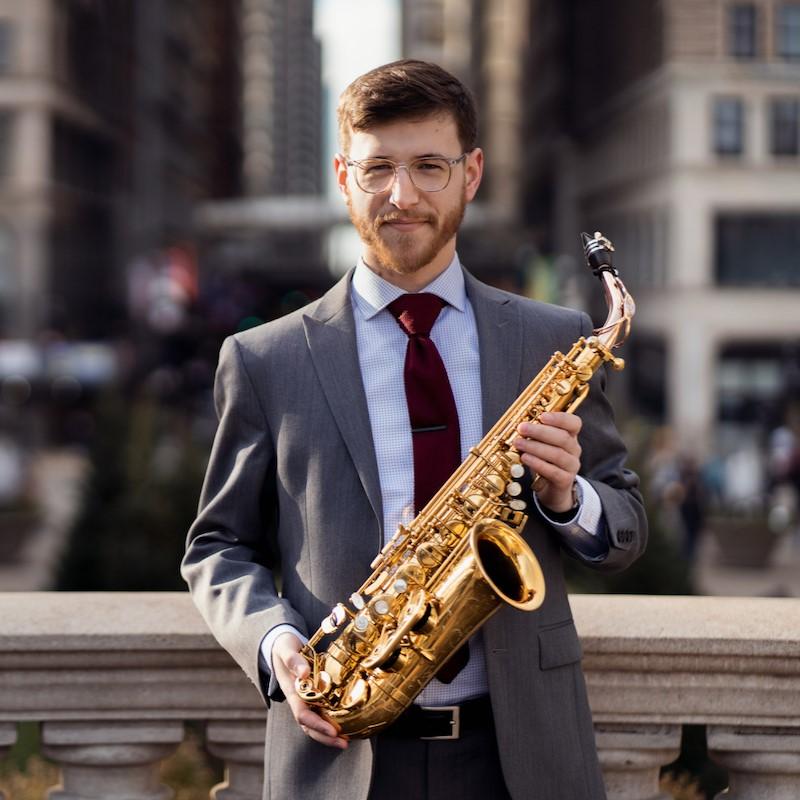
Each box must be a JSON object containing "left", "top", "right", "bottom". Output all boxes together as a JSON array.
[{"left": 344, "top": 153, "right": 468, "bottom": 194}]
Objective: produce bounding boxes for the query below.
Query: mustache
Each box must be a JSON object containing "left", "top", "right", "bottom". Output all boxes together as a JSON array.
[{"left": 376, "top": 213, "right": 434, "bottom": 226}]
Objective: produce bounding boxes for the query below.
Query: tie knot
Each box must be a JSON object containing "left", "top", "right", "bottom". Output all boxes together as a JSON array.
[{"left": 388, "top": 293, "right": 446, "bottom": 338}]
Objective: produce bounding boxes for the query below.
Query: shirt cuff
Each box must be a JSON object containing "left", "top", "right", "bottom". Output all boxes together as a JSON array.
[
  {"left": 533, "top": 476, "right": 609, "bottom": 561},
  {"left": 259, "top": 624, "right": 308, "bottom": 698}
]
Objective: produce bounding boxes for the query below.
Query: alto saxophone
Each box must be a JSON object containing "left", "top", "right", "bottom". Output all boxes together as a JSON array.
[{"left": 296, "top": 232, "right": 635, "bottom": 737}]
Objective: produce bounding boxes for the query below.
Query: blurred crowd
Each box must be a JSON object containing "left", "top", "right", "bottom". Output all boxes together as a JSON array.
[{"left": 645, "top": 409, "right": 800, "bottom": 566}]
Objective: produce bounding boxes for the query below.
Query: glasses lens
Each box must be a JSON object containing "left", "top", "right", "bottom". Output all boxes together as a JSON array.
[
  {"left": 356, "top": 160, "right": 395, "bottom": 193},
  {"left": 409, "top": 158, "right": 451, "bottom": 192}
]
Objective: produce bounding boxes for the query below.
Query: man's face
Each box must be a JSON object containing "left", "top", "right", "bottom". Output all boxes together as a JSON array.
[{"left": 335, "top": 114, "right": 483, "bottom": 281}]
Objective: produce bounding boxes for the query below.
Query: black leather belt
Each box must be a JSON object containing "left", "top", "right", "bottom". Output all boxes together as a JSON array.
[{"left": 384, "top": 695, "right": 493, "bottom": 740}]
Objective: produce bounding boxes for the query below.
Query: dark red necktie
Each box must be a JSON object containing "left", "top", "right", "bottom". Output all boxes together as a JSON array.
[
  {"left": 388, "top": 293, "right": 461, "bottom": 513},
  {"left": 388, "top": 293, "right": 468, "bottom": 683}
]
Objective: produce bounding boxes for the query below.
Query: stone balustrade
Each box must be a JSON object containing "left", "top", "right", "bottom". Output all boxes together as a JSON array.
[{"left": 0, "top": 593, "right": 798, "bottom": 800}]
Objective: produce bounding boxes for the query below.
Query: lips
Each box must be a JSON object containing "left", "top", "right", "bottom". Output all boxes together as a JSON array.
[{"left": 380, "top": 217, "right": 431, "bottom": 231}]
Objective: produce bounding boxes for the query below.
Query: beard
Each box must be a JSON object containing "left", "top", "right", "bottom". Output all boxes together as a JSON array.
[{"left": 346, "top": 190, "right": 467, "bottom": 276}]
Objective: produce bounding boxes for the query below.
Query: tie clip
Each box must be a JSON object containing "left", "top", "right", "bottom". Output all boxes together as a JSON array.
[{"left": 411, "top": 424, "right": 448, "bottom": 434}]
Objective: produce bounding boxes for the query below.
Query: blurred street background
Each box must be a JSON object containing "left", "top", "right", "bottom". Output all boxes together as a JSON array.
[{"left": 0, "top": 0, "right": 798, "bottom": 605}]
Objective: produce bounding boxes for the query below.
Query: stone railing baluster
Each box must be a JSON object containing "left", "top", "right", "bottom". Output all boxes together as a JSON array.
[
  {"left": 595, "top": 724, "right": 681, "bottom": 800},
  {"left": 41, "top": 721, "right": 184, "bottom": 800},
  {"left": 0, "top": 723, "right": 18, "bottom": 800},
  {"left": 594, "top": 723, "right": 680, "bottom": 800},
  {"left": 708, "top": 725, "right": 800, "bottom": 800},
  {"left": 206, "top": 720, "right": 266, "bottom": 800}
]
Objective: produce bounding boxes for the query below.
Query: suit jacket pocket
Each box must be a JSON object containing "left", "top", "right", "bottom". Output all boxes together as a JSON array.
[{"left": 538, "top": 619, "right": 582, "bottom": 670}]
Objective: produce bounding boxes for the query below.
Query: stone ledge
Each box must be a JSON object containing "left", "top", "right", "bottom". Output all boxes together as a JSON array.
[{"left": 1, "top": 592, "right": 798, "bottom": 730}]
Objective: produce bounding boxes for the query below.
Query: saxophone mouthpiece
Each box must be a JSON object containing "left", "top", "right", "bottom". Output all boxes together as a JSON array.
[{"left": 581, "top": 231, "right": 616, "bottom": 276}]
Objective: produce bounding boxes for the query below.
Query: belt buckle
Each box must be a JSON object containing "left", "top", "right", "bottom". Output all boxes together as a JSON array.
[{"left": 420, "top": 705, "right": 460, "bottom": 740}]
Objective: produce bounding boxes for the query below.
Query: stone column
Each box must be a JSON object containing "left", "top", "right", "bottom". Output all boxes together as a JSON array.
[
  {"left": 0, "top": 723, "right": 18, "bottom": 800},
  {"left": 708, "top": 726, "right": 800, "bottom": 800},
  {"left": 206, "top": 720, "right": 265, "bottom": 800},
  {"left": 594, "top": 723, "right": 681, "bottom": 800},
  {"left": 41, "top": 721, "right": 184, "bottom": 800}
]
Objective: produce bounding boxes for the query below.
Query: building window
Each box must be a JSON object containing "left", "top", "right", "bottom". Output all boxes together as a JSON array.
[
  {"left": 770, "top": 97, "right": 800, "bottom": 155},
  {"left": 0, "top": 112, "right": 12, "bottom": 181},
  {"left": 729, "top": 4, "right": 758, "bottom": 58},
  {"left": 0, "top": 20, "right": 13, "bottom": 74},
  {"left": 713, "top": 97, "right": 744, "bottom": 155},
  {"left": 777, "top": 4, "right": 800, "bottom": 59},
  {"left": 716, "top": 214, "right": 800, "bottom": 286}
]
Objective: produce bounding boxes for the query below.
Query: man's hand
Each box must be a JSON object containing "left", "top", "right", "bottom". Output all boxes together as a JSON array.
[
  {"left": 272, "top": 632, "right": 349, "bottom": 749},
  {"left": 513, "top": 411, "right": 582, "bottom": 513}
]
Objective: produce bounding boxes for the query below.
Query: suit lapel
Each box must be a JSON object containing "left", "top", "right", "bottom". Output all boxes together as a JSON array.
[
  {"left": 464, "top": 269, "right": 523, "bottom": 435},
  {"left": 303, "top": 271, "right": 384, "bottom": 532}
]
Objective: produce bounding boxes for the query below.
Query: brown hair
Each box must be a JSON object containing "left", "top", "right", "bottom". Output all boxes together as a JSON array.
[{"left": 337, "top": 59, "right": 478, "bottom": 154}]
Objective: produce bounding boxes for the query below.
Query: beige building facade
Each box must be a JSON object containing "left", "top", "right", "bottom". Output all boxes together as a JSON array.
[{"left": 507, "top": 0, "right": 800, "bottom": 463}]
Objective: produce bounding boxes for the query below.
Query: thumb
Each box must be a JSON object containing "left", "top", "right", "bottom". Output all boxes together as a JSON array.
[{"left": 284, "top": 651, "right": 311, "bottom": 680}]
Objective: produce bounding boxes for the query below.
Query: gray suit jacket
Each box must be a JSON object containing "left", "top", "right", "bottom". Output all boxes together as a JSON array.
[{"left": 182, "top": 268, "right": 647, "bottom": 800}]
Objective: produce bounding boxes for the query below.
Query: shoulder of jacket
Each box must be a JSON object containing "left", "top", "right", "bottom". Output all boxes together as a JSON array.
[
  {"left": 229, "top": 296, "right": 325, "bottom": 359},
  {"left": 469, "top": 273, "right": 584, "bottom": 325}
]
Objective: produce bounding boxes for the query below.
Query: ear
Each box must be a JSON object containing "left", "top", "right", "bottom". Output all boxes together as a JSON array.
[
  {"left": 464, "top": 148, "right": 484, "bottom": 203},
  {"left": 333, "top": 153, "right": 350, "bottom": 200}
]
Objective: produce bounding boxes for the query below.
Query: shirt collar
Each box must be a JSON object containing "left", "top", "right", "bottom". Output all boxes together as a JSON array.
[{"left": 351, "top": 254, "right": 467, "bottom": 321}]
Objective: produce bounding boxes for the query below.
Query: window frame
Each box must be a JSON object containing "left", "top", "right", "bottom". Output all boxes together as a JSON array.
[
  {"left": 769, "top": 96, "right": 800, "bottom": 156},
  {"left": 777, "top": 3, "right": 800, "bottom": 60},
  {"left": 728, "top": 3, "right": 759, "bottom": 59},
  {"left": 712, "top": 96, "right": 746, "bottom": 157}
]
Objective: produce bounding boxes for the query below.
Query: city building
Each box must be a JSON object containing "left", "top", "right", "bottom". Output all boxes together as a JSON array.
[
  {"left": 198, "top": 0, "right": 324, "bottom": 284},
  {"left": 522, "top": 0, "right": 800, "bottom": 462},
  {"left": 0, "top": 0, "right": 241, "bottom": 339}
]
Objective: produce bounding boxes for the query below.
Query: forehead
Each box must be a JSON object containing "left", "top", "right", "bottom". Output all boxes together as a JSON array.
[{"left": 347, "top": 113, "right": 461, "bottom": 159}]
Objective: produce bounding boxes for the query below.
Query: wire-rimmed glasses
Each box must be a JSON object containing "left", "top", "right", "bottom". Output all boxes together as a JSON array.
[{"left": 344, "top": 153, "right": 468, "bottom": 194}]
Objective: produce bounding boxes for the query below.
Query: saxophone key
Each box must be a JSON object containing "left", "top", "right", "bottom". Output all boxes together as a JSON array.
[
  {"left": 339, "top": 675, "right": 370, "bottom": 710},
  {"left": 416, "top": 541, "right": 444, "bottom": 568},
  {"left": 483, "top": 473, "right": 505, "bottom": 494},
  {"left": 506, "top": 481, "right": 523, "bottom": 497},
  {"left": 321, "top": 603, "right": 348, "bottom": 634},
  {"left": 353, "top": 613, "right": 371, "bottom": 633},
  {"left": 368, "top": 595, "right": 393, "bottom": 621},
  {"left": 509, "top": 463, "right": 525, "bottom": 479}
]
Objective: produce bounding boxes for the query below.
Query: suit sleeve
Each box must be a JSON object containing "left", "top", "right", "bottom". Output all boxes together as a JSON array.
[
  {"left": 181, "top": 335, "right": 307, "bottom": 704},
  {"left": 568, "top": 311, "right": 648, "bottom": 573}
]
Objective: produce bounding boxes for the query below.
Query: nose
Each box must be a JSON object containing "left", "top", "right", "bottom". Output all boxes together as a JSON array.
[{"left": 389, "top": 165, "right": 419, "bottom": 210}]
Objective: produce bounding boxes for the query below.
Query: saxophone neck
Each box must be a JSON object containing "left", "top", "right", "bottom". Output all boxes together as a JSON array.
[{"left": 580, "top": 231, "right": 636, "bottom": 352}]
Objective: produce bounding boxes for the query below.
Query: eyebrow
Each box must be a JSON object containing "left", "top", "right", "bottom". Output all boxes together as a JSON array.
[{"left": 365, "top": 152, "right": 447, "bottom": 160}]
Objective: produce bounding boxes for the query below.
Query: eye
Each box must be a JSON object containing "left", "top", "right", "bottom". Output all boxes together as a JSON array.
[
  {"left": 362, "top": 161, "right": 393, "bottom": 175},
  {"left": 414, "top": 159, "right": 446, "bottom": 172}
]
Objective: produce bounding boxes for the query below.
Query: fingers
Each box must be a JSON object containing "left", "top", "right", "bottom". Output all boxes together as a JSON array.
[
  {"left": 514, "top": 413, "right": 582, "bottom": 478},
  {"left": 287, "top": 694, "right": 348, "bottom": 749},
  {"left": 514, "top": 413, "right": 582, "bottom": 512},
  {"left": 519, "top": 411, "right": 582, "bottom": 440},
  {"left": 272, "top": 634, "right": 348, "bottom": 749}
]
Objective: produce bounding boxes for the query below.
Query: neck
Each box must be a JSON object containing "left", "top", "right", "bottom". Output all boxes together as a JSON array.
[{"left": 362, "top": 241, "right": 456, "bottom": 292}]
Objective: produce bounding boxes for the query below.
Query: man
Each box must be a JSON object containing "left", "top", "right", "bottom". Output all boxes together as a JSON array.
[{"left": 183, "top": 59, "right": 647, "bottom": 800}]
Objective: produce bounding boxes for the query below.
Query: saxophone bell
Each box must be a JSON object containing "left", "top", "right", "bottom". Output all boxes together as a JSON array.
[{"left": 470, "top": 520, "right": 545, "bottom": 612}]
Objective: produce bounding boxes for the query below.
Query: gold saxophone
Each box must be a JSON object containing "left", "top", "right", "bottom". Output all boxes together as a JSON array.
[{"left": 296, "top": 232, "right": 635, "bottom": 738}]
